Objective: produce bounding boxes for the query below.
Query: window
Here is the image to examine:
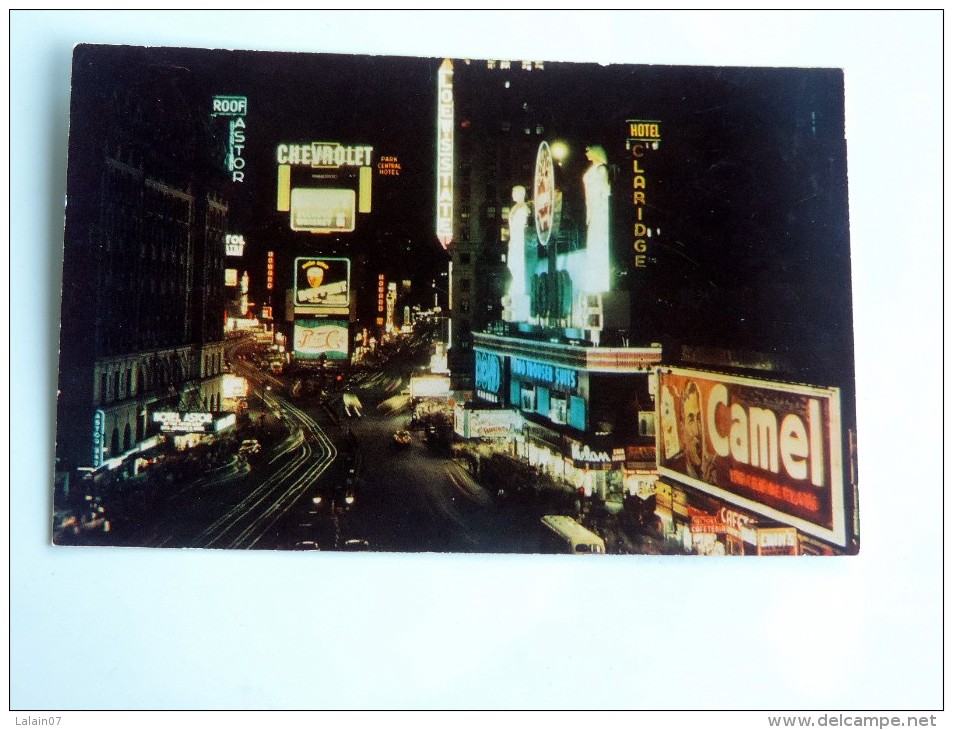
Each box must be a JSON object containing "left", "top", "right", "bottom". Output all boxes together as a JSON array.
[
  {"left": 638, "top": 411, "right": 656, "bottom": 437},
  {"left": 520, "top": 384, "right": 536, "bottom": 412}
]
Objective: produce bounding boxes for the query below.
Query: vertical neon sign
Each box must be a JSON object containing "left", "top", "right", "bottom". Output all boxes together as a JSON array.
[
  {"left": 92, "top": 409, "right": 105, "bottom": 467},
  {"left": 436, "top": 59, "right": 454, "bottom": 249}
]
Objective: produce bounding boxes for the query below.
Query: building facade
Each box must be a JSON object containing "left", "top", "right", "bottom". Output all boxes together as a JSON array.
[{"left": 56, "top": 49, "right": 230, "bottom": 476}]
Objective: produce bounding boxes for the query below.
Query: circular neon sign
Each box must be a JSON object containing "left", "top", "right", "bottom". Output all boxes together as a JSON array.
[{"left": 534, "top": 141, "right": 554, "bottom": 246}]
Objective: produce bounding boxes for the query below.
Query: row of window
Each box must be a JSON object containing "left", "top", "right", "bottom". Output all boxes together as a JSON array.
[{"left": 96, "top": 349, "right": 224, "bottom": 405}]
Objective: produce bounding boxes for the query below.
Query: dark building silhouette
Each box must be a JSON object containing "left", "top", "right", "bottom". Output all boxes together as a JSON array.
[{"left": 56, "top": 46, "right": 231, "bottom": 476}]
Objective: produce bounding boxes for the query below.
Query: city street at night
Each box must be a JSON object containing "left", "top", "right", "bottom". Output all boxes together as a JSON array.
[
  {"left": 53, "top": 43, "right": 859, "bottom": 558},
  {"left": 12, "top": 9, "right": 943, "bottom": 716}
]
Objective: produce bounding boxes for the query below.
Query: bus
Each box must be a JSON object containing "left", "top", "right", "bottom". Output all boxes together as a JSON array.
[{"left": 540, "top": 515, "right": 606, "bottom": 555}]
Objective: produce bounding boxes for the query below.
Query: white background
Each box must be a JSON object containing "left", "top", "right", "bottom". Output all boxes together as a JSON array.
[{"left": 6, "top": 9, "right": 944, "bottom": 718}]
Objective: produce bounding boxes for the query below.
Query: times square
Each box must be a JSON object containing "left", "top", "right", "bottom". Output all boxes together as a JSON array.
[{"left": 52, "top": 44, "right": 858, "bottom": 557}]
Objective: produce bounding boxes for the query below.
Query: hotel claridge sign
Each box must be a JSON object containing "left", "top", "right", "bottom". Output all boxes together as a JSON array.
[{"left": 53, "top": 45, "right": 857, "bottom": 556}]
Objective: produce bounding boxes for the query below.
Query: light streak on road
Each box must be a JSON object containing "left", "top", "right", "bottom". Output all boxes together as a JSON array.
[{"left": 192, "top": 360, "right": 339, "bottom": 549}]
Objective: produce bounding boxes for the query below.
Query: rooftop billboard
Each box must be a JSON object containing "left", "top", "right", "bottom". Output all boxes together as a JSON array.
[{"left": 657, "top": 368, "right": 848, "bottom": 546}]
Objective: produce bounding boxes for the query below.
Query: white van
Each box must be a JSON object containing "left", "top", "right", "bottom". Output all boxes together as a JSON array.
[{"left": 540, "top": 515, "right": 606, "bottom": 555}]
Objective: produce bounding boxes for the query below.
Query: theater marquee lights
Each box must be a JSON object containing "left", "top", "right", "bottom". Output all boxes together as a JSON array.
[{"left": 435, "top": 58, "right": 454, "bottom": 249}]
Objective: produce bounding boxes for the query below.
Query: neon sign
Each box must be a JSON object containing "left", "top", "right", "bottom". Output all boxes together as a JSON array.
[
  {"left": 276, "top": 143, "right": 373, "bottom": 168},
  {"left": 534, "top": 141, "right": 554, "bottom": 246},
  {"left": 212, "top": 96, "right": 248, "bottom": 183},
  {"left": 152, "top": 411, "right": 214, "bottom": 433},
  {"left": 511, "top": 356, "right": 577, "bottom": 390},
  {"left": 294, "top": 320, "right": 349, "bottom": 360},
  {"left": 436, "top": 59, "right": 454, "bottom": 249},
  {"left": 225, "top": 234, "right": 245, "bottom": 257},
  {"left": 475, "top": 350, "right": 504, "bottom": 402},
  {"left": 627, "top": 119, "right": 661, "bottom": 269},
  {"left": 92, "top": 409, "right": 105, "bottom": 467}
]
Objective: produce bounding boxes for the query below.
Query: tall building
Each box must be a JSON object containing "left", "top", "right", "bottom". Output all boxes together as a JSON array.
[
  {"left": 56, "top": 47, "right": 230, "bottom": 478},
  {"left": 439, "top": 57, "right": 660, "bottom": 505},
  {"left": 438, "top": 57, "right": 857, "bottom": 552}
]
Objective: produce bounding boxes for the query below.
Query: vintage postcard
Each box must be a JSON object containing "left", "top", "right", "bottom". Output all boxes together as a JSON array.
[{"left": 53, "top": 44, "right": 857, "bottom": 555}]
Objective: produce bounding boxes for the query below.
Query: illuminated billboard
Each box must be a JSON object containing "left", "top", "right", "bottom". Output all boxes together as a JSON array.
[
  {"left": 533, "top": 141, "right": 555, "bottom": 246},
  {"left": 657, "top": 368, "right": 847, "bottom": 546},
  {"left": 290, "top": 188, "right": 355, "bottom": 233},
  {"left": 410, "top": 374, "right": 451, "bottom": 399},
  {"left": 293, "top": 319, "right": 349, "bottom": 360},
  {"left": 293, "top": 257, "right": 350, "bottom": 315},
  {"left": 276, "top": 142, "right": 374, "bottom": 227}
]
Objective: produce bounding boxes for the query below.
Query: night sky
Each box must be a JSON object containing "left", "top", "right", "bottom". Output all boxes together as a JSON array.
[{"left": 67, "top": 44, "right": 854, "bottom": 391}]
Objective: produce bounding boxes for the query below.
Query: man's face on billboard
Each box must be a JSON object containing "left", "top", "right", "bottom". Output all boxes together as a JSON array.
[
  {"left": 683, "top": 386, "right": 703, "bottom": 469},
  {"left": 661, "top": 385, "right": 680, "bottom": 459}
]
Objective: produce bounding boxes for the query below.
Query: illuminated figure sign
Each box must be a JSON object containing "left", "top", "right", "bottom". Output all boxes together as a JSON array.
[
  {"left": 435, "top": 59, "right": 454, "bottom": 248},
  {"left": 534, "top": 141, "right": 555, "bottom": 246},
  {"left": 657, "top": 368, "right": 847, "bottom": 547},
  {"left": 582, "top": 145, "right": 611, "bottom": 293},
  {"left": 290, "top": 188, "right": 356, "bottom": 233},
  {"left": 293, "top": 319, "right": 349, "bottom": 360},
  {"left": 293, "top": 257, "right": 350, "bottom": 315}
]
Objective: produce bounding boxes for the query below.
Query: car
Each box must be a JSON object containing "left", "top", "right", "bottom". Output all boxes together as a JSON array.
[
  {"left": 239, "top": 439, "right": 261, "bottom": 455},
  {"left": 342, "top": 539, "right": 370, "bottom": 552},
  {"left": 392, "top": 430, "right": 412, "bottom": 446},
  {"left": 294, "top": 540, "right": 320, "bottom": 551}
]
